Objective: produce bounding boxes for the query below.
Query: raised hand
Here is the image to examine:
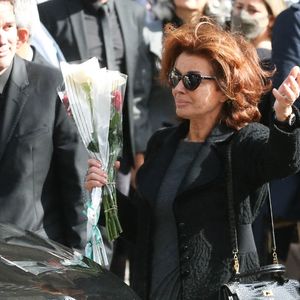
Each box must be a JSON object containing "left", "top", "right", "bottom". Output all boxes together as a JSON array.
[{"left": 272, "top": 66, "right": 300, "bottom": 122}]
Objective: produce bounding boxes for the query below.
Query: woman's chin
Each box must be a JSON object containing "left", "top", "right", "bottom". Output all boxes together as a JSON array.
[{"left": 176, "top": 109, "right": 190, "bottom": 120}]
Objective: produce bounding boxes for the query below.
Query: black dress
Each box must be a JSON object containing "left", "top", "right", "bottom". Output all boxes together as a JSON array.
[{"left": 150, "top": 140, "right": 202, "bottom": 299}]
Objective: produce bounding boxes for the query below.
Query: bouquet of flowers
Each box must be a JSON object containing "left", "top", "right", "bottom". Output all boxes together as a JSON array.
[{"left": 60, "top": 57, "right": 127, "bottom": 266}]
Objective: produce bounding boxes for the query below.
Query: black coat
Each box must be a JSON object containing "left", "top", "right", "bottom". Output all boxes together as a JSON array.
[
  {"left": 269, "top": 1, "right": 300, "bottom": 220},
  {"left": 272, "top": 2, "right": 300, "bottom": 91},
  {"left": 118, "top": 115, "right": 300, "bottom": 299},
  {"left": 0, "top": 56, "right": 88, "bottom": 250}
]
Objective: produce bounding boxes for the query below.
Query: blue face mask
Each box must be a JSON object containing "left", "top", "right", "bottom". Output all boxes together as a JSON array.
[{"left": 231, "top": 9, "right": 269, "bottom": 40}]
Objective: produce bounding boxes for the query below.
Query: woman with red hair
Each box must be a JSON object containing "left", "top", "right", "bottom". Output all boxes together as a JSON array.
[{"left": 86, "top": 18, "right": 300, "bottom": 300}]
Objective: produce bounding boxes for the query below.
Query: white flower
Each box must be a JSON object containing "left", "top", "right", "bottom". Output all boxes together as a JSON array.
[{"left": 67, "top": 57, "right": 104, "bottom": 85}]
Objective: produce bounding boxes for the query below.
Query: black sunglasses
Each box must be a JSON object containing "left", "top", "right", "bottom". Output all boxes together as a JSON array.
[{"left": 168, "top": 69, "right": 216, "bottom": 91}]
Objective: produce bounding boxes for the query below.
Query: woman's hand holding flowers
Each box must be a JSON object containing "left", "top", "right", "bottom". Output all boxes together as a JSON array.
[
  {"left": 85, "top": 159, "right": 107, "bottom": 192},
  {"left": 272, "top": 66, "right": 300, "bottom": 122},
  {"left": 85, "top": 159, "right": 120, "bottom": 192}
]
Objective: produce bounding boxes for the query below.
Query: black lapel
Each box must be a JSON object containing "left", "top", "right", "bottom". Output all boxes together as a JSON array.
[
  {"left": 178, "top": 143, "right": 218, "bottom": 193},
  {"left": 136, "top": 123, "right": 189, "bottom": 206},
  {"left": 66, "top": 0, "right": 89, "bottom": 60},
  {"left": 137, "top": 122, "right": 235, "bottom": 204},
  {"left": 178, "top": 125, "right": 235, "bottom": 194},
  {"left": 0, "top": 56, "right": 29, "bottom": 163}
]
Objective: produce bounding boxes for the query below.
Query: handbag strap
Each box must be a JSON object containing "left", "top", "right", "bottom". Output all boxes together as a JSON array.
[
  {"left": 226, "top": 138, "right": 240, "bottom": 274},
  {"left": 226, "top": 137, "right": 279, "bottom": 276}
]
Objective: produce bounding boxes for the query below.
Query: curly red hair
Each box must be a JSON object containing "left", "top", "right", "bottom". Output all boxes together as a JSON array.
[{"left": 160, "top": 17, "right": 273, "bottom": 129}]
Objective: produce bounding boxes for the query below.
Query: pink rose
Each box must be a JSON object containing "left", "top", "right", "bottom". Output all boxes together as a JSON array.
[
  {"left": 112, "top": 90, "right": 123, "bottom": 112},
  {"left": 62, "top": 93, "right": 72, "bottom": 117}
]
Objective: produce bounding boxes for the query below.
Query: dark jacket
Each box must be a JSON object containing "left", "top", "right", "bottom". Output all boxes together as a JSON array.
[
  {"left": 118, "top": 114, "right": 300, "bottom": 299},
  {"left": 0, "top": 56, "right": 88, "bottom": 250},
  {"left": 269, "top": 2, "right": 300, "bottom": 221},
  {"left": 272, "top": 1, "right": 300, "bottom": 92}
]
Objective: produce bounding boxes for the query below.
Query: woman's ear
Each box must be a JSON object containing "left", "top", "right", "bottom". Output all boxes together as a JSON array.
[{"left": 17, "top": 27, "right": 30, "bottom": 49}]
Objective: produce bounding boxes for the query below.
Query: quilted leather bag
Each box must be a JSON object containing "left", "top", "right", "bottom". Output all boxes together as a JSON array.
[
  {"left": 219, "top": 140, "right": 300, "bottom": 300},
  {"left": 220, "top": 264, "right": 300, "bottom": 299}
]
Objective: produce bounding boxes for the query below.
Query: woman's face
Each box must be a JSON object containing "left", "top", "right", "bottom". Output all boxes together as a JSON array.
[
  {"left": 233, "top": 0, "right": 269, "bottom": 15},
  {"left": 171, "top": 52, "right": 226, "bottom": 122},
  {"left": 231, "top": 0, "right": 270, "bottom": 40}
]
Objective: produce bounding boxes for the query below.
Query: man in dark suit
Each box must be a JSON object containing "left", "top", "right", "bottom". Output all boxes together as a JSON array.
[
  {"left": 0, "top": 0, "right": 87, "bottom": 251},
  {"left": 38, "top": 0, "right": 152, "bottom": 197}
]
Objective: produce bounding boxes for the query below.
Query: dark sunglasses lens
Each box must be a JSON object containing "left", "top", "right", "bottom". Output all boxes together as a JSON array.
[
  {"left": 183, "top": 74, "right": 202, "bottom": 91},
  {"left": 169, "top": 72, "right": 181, "bottom": 88}
]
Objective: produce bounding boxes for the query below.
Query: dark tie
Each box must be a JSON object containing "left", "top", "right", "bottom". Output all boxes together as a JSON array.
[{"left": 99, "top": 5, "right": 116, "bottom": 70}]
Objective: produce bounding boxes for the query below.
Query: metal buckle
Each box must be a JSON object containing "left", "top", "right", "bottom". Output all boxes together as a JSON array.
[{"left": 262, "top": 290, "right": 274, "bottom": 297}]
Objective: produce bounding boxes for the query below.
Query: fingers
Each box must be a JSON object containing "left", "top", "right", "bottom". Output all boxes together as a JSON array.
[
  {"left": 273, "top": 83, "right": 296, "bottom": 107},
  {"left": 85, "top": 159, "right": 121, "bottom": 192},
  {"left": 289, "top": 65, "right": 300, "bottom": 81},
  {"left": 85, "top": 159, "right": 108, "bottom": 192},
  {"left": 273, "top": 88, "right": 293, "bottom": 121},
  {"left": 274, "top": 66, "right": 300, "bottom": 109},
  {"left": 85, "top": 170, "right": 108, "bottom": 191},
  {"left": 282, "top": 65, "right": 300, "bottom": 94},
  {"left": 88, "top": 158, "right": 120, "bottom": 171},
  {"left": 85, "top": 179, "right": 103, "bottom": 192},
  {"left": 87, "top": 158, "right": 102, "bottom": 168}
]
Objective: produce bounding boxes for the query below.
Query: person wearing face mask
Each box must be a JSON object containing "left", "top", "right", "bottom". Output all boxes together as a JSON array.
[{"left": 231, "top": 0, "right": 286, "bottom": 64}]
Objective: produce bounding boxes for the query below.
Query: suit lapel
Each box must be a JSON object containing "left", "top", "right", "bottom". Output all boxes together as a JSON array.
[
  {"left": 0, "top": 56, "right": 29, "bottom": 163},
  {"left": 66, "top": 0, "right": 89, "bottom": 60},
  {"left": 114, "top": 0, "right": 137, "bottom": 82}
]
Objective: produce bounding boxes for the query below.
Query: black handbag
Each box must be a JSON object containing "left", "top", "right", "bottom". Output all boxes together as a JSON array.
[{"left": 219, "top": 140, "right": 300, "bottom": 300}]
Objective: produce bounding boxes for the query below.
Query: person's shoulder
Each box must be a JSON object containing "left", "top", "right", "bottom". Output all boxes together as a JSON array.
[
  {"left": 276, "top": 2, "right": 300, "bottom": 22},
  {"left": 239, "top": 122, "right": 268, "bottom": 133},
  {"left": 235, "top": 122, "right": 268, "bottom": 143},
  {"left": 24, "top": 59, "right": 62, "bottom": 87},
  {"left": 151, "top": 125, "right": 177, "bottom": 139},
  {"left": 25, "top": 59, "right": 61, "bottom": 76},
  {"left": 144, "top": 126, "right": 177, "bottom": 158},
  {"left": 146, "top": 125, "right": 176, "bottom": 146}
]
